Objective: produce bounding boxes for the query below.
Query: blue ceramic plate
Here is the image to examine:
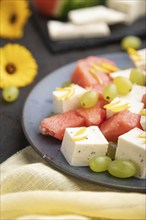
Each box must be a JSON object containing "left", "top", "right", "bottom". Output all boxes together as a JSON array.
[{"left": 22, "top": 52, "right": 146, "bottom": 192}]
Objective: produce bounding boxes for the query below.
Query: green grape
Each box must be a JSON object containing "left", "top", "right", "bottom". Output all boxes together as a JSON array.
[
  {"left": 121, "top": 36, "right": 142, "bottom": 51},
  {"left": 89, "top": 156, "right": 112, "bottom": 172},
  {"left": 113, "top": 76, "right": 132, "bottom": 95},
  {"left": 108, "top": 159, "right": 137, "bottom": 178},
  {"left": 80, "top": 90, "right": 98, "bottom": 108},
  {"left": 130, "top": 68, "right": 146, "bottom": 86},
  {"left": 62, "top": 81, "right": 72, "bottom": 88},
  {"left": 103, "top": 83, "right": 118, "bottom": 102},
  {"left": 2, "top": 86, "right": 19, "bottom": 102}
]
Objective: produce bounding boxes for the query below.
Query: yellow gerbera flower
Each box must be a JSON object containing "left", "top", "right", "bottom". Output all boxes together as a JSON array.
[
  {"left": 0, "top": 0, "right": 31, "bottom": 39},
  {"left": 0, "top": 44, "right": 38, "bottom": 88}
]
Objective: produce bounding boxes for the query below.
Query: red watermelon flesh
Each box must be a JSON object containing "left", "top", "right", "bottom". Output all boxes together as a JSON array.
[
  {"left": 100, "top": 110, "right": 142, "bottom": 142},
  {"left": 97, "top": 95, "right": 109, "bottom": 108},
  {"left": 32, "top": 0, "right": 57, "bottom": 16},
  {"left": 71, "top": 56, "right": 114, "bottom": 94},
  {"left": 76, "top": 103, "right": 106, "bottom": 126},
  {"left": 32, "top": 0, "right": 104, "bottom": 17},
  {"left": 39, "top": 110, "right": 85, "bottom": 140},
  {"left": 142, "top": 94, "right": 146, "bottom": 108}
]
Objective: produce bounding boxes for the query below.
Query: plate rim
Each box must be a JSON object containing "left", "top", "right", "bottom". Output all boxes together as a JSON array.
[{"left": 22, "top": 52, "right": 146, "bottom": 192}]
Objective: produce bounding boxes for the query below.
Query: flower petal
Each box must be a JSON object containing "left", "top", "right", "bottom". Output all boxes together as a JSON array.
[
  {"left": 0, "top": 0, "right": 31, "bottom": 39},
  {"left": 0, "top": 44, "right": 38, "bottom": 88}
]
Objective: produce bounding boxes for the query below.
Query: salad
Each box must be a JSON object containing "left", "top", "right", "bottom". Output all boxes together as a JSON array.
[{"left": 39, "top": 48, "right": 146, "bottom": 180}]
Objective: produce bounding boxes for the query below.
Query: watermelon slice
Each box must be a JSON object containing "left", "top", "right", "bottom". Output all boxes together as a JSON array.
[
  {"left": 32, "top": 0, "right": 59, "bottom": 17},
  {"left": 100, "top": 110, "right": 142, "bottom": 142},
  {"left": 75, "top": 103, "right": 106, "bottom": 126},
  {"left": 71, "top": 56, "right": 115, "bottom": 94},
  {"left": 32, "top": 0, "right": 105, "bottom": 17},
  {"left": 97, "top": 95, "right": 109, "bottom": 108},
  {"left": 39, "top": 110, "right": 85, "bottom": 140}
]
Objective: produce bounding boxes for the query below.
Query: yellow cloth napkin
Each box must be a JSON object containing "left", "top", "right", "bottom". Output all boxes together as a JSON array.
[{"left": 0, "top": 146, "right": 145, "bottom": 220}]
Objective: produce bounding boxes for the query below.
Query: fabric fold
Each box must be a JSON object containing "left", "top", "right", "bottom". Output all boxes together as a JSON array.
[
  {"left": 1, "top": 190, "right": 145, "bottom": 220},
  {"left": 1, "top": 146, "right": 145, "bottom": 220},
  {"left": 0, "top": 146, "right": 118, "bottom": 194}
]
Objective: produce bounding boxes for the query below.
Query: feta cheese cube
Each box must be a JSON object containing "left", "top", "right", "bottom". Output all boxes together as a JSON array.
[
  {"left": 115, "top": 128, "right": 146, "bottom": 179},
  {"left": 110, "top": 68, "right": 132, "bottom": 79},
  {"left": 68, "top": 6, "right": 126, "bottom": 25},
  {"left": 128, "top": 48, "right": 146, "bottom": 71},
  {"left": 52, "top": 84, "right": 86, "bottom": 114},
  {"left": 48, "top": 20, "right": 110, "bottom": 41},
  {"left": 104, "top": 97, "right": 144, "bottom": 118},
  {"left": 107, "top": 0, "right": 146, "bottom": 24},
  {"left": 134, "top": 49, "right": 146, "bottom": 71},
  {"left": 119, "top": 84, "right": 146, "bottom": 103},
  {"left": 140, "top": 109, "right": 146, "bottom": 131},
  {"left": 60, "top": 126, "right": 108, "bottom": 166}
]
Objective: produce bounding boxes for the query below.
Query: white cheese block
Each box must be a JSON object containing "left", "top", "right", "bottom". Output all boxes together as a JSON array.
[
  {"left": 104, "top": 97, "right": 144, "bottom": 118},
  {"left": 60, "top": 126, "right": 108, "bottom": 166},
  {"left": 131, "top": 49, "right": 146, "bottom": 71},
  {"left": 116, "top": 127, "right": 146, "bottom": 179},
  {"left": 110, "top": 68, "right": 132, "bottom": 79},
  {"left": 107, "top": 0, "right": 146, "bottom": 24},
  {"left": 68, "top": 6, "right": 126, "bottom": 25},
  {"left": 138, "top": 49, "right": 146, "bottom": 61},
  {"left": 47, "top": 20, "right": 110, "bottom": 41},
  {"left": 137, "top": 49, "right": 146, "bottom": 71},
  {"left": 140, "top": 109, "right": 146, "bottom": 131},
  {"left": 52, "top": 84, "right": 86, "bottom": 114},
  {"left": 119, "top": 84, "right": 146, "bottom": 103},
  {"left": 140, "top": 115, "right": 146, "bottom": 131}
]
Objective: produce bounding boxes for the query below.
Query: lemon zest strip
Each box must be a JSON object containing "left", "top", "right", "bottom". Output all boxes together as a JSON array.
[
  {"left": 138, "top": 135, "right": 146, "bottom": 138},
  {"left": 56, "top": 84, "right": 74, "bottom": 91},
  {"left": 104, "top": 100, "right": 130, "bottom": 112},
  {"left": 108, "top": 103, "right": 130, "bottom": 112},
  {"left": 72, "top": 136, "right": 87, "bottom": 142},
  {"left": 89, "top": 68, "right": 103, "bottom": 85},
  {"left": 128, "top": 48, "right": 141, "bottom": 57},
  {"left": 104, "top": 100, "right": 121, "bottom": 109},
  {"left": 56, "top": 87, "right": 68, "bottom": 91},
  {"left": 57, "top": 88, "right": 75, "bottom": 100},
  {"left": 72, "top": 127, "right": 87, "bottom": 142},
  {"left": 128, "top": 48, "right": 143, "bottom": 61},
  {"left": 74, "top": 127, "right": 87, "bottom": 137},
  {"left": 66, "top": 89, "right": 75, "bottom": 99},
  {"left": 92, "top": 64, "right": 110, "bottom": 74},
  {"left": 101, "top": 62, "right": 119, "bottom": 72},
  {"left": 138, "top": 134, "right": 146, "bottom": 144},
  {"left": 68, "top": 83, "right": 74, "bottom": 87},
  {"left": 140, "top": 109, "right": 146, "bottom": 116}
]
